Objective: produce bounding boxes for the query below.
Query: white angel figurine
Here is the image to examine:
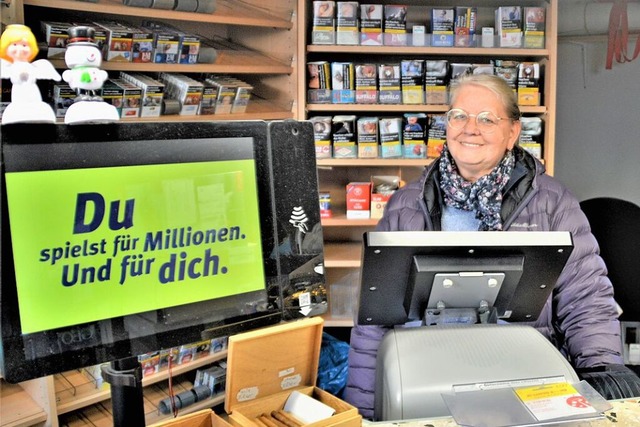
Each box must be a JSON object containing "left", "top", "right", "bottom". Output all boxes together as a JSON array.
[{"left": 0, "top": 24, "right": 61, "bottom": 124}]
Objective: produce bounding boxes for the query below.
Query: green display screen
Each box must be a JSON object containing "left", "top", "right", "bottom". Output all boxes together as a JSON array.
[{"left": 5, "top": 160, "right": 265, "bottom": 334}]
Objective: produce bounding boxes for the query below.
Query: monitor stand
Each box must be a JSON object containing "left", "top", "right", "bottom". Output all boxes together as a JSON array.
[{"left": 101, "top": 356, "right": 145, "bottom": 427}]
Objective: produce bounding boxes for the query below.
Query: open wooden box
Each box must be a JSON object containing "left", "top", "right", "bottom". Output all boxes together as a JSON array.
[{"left": 221, "top": 316, "right": 361, "bottom": 427}]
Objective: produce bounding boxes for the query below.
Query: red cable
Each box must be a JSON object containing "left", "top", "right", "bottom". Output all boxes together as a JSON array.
[{"left": 603, "top": 0, "right": 640, "bottom": 69}]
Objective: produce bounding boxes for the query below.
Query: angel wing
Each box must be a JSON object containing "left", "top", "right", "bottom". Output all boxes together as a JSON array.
[
  {"left": 31, "top": 59, "right": 62, "bottom": 81},
  {"left": 0, "top": 58, "right": 12, "bottom": 79}
]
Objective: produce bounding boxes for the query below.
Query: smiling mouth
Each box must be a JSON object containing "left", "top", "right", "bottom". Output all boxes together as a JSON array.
[{"left": 459, "top": 141, "right": 483, "bottom": 147}]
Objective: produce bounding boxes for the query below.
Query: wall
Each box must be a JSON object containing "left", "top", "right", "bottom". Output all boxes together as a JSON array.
[{"left": 554, "top": 4, "right": 640, "bottom": 207}]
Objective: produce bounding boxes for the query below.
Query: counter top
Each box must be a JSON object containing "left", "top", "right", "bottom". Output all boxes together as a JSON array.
[{"left": 363, "top": 398, "right": 640, "bottom": 427}]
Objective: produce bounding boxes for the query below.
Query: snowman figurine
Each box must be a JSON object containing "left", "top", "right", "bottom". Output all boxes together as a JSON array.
[{"left": 62, "top": 26, "right": 118, "bottom": 124}]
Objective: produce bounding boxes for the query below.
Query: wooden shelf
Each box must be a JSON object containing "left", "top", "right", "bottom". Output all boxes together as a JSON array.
[
  {"left": 317, "top": 158, "right": 432, "bottom": 167},
  {"left": 24, "top": 0, "right": 293, "bottom": 29},
  {"left": 308, "top": 104, "right": 548, "bottom": 114},
  {"left": 55, "top": 351, "right": 227, "bottom": 415},
  {"left": 307, "top": 44, "right": 550, "bottom": 57},
  {"left": 48, "top": 52, "right": 293, "bottom": 75},
  {"left": 321, "top": 317, "right": 355, "bottom": 328},
  {"left": 0, "top": 380, "right": 48, "bottom": 427},
  {"left": 324, "top": 242, "right": 362, "bottom": 268},
  {"left": 321, "top": 215, "right": 379, "bottom": 227}
]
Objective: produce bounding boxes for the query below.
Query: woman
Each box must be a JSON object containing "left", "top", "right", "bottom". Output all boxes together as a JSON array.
[{"left": 343, "top": 74, "right": 623, "bottom": 419}]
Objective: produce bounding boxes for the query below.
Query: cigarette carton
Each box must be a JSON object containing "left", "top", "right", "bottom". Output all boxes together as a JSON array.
[{"left": 346, "top": 182, "right": 371, "bottom": 219}]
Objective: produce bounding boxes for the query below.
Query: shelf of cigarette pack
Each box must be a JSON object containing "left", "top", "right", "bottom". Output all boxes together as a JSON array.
[
  {"left": 316, "top": 158, "right": 432, "bottom": 167},
  {"left": 121, "top": 101, "right": 293, "bottom": 123},
  {"left": 307, "top": 45, "right": 549, "bottom": 57},
  {"left": 308, "top": 104, "right": 547, "bottom": 115},
  {"left": 321, "top": 215, "right": 379, "bottom": 227},
  {"left": 24, "top": 0, "right": 293, "bottom": 29},
  {"left": 324, "top": 242, "right": 362, "bottom": 268},
  {"left": 0, "top": 379, "right": 48, "bottom": 427},
  {"left": 49, "top": 53, "right": 293, "bottom": 75},
  {"left": 55, "top": 350, "right": 227, "bottom": 415}
]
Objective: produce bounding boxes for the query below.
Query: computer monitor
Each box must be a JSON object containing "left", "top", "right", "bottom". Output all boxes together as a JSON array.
[
  {"left": 0, "top": 120, "right": 326, "bottom": 383},
  {"left": 358, "top": 231, "right": 574, "bottom": 326}
]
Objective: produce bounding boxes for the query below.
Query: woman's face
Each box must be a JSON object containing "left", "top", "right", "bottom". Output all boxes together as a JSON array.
[{"left": 446, "top": 84, "right": 521, "bottom": 182}]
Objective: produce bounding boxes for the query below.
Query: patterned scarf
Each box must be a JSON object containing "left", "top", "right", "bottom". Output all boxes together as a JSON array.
[{"left": 438, "top": 144, "right": 515, "bottom": 231}]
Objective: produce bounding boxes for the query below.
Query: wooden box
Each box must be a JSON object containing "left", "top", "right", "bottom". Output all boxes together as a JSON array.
[
  {"left": 223, "top": 317, "right": 361, "bottom": 427},
  {"left": 149, "top": 409, "right": 231, "bottom": 427}
]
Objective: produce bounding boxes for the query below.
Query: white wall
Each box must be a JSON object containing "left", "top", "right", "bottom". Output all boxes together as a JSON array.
[{"left": 554, "top": 38, "right": 640, "bottom": 206}]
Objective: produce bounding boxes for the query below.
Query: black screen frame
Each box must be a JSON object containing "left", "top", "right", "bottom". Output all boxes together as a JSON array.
[
  {"left": 358, "top": 231, "right": 574, "bottom": 326},
  {"left": 0, "top": 121, "right": 307, "bottom": 383}
]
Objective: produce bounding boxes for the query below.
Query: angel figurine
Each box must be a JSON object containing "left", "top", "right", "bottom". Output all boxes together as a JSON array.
[{"left": 0, "top": 24, "right": 61, "bottom": 124}]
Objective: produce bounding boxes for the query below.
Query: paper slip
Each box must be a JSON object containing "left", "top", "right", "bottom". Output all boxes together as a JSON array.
[
  {"left": 514, "top": 382, "right": 599, "bottom": 421},
  {"left": 283, "top": 390, "right": 335, "bottom": 423}
]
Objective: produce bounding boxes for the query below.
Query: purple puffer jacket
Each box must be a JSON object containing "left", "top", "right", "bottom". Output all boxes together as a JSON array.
[{"left": 343, "top": 147, "right": 623, "bottom": 420}]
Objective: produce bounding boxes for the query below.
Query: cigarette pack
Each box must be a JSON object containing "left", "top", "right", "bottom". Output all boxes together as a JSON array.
[
  {"left": 384, "top": 5, "right": 407, "bottom": 46},
  {"left": 454, "top": 7, "right": 477, "bottom": 47},
  {"left": 95, "top": 21, "right": 133, "bottom": 62},
  {"left": 312, "top": 1, "right": 336, "bottom": 44},
  {"left": 401, "top": 59, "right": 424, "bottom": 104},
  {"left": 427, "top": 114, "right": 447, "bottom": 158},
  {"left": 110, "top": 78, "right": 141, "bottom": 118},
  {"left": 524, "top": 7, "right": 546, "bottom": 48},
  {"left": 517, "top": 62, "right": 541, "bottom": 106},
  {"left": 307, "top": 61, "right": 332, "bottom": 104},
  {"left": 355, "top": 63, "right": 378, "bottom": 104},
  {"left": 357, "top": 117, "right": 379, "bottom": 158},
  {"left": 119, "top": 72, "right": 164, "bottom": 117},
  {"left": 425, "top": 60, "right": 449, "bottom": 105},
  {"left": 311, "top": 116, "right": 333, "bottom": 159},
  {"left": 378, "top": 63, "right": 401, "bottom": 104},
  {"left": 332, "top": 115, "right": 357, "bottom": 158},
  {"left": 431, "top": 8, "right": 454, "bottom": 47},
  {"left": 495, "top": 6, "right": 523, "bottom": 47},
  {"left": 379, "top": 117, "right": 403, "bottom": 158},
  {"left": 336, "top": 2, "right": 359, "bottom": 45},
  {"left": 402, "top": 113, "right": 427, "bottom": 159},
  {"left": 331, "top": 62, "right": 355, "bottom": 103},
  {"left": 360, "top": 4, "right": 383, "bottom": 45}
]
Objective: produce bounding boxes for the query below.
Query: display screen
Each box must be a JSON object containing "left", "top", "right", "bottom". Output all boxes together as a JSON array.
[
  {"left": 0, "top": 121, "right": 325, "bottom": 383},
  {"left": 6, "top": 159, "right": 264, "bottom": 334}
]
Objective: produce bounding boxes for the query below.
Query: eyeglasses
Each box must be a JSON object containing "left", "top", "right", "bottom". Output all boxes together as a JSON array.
[{"left": 445, "top": 108, "right": 511, "bottom": 133}]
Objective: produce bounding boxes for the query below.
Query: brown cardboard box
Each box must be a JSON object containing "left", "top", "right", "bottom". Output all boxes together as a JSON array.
[
  {"left": 224, "top": 317, "right": 361, "bottom": 427},
  {"left": 370, "top": 176, "right": 400, "bottom": 219}
]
